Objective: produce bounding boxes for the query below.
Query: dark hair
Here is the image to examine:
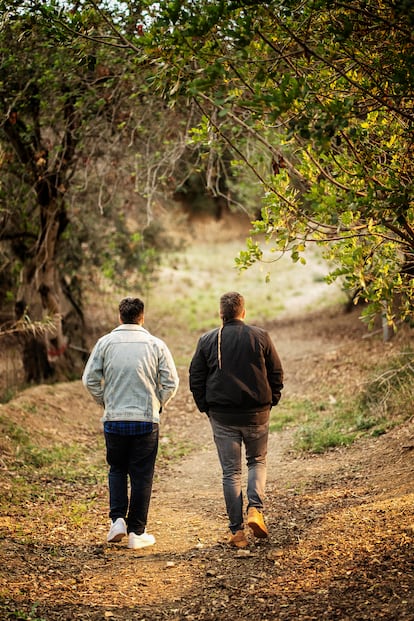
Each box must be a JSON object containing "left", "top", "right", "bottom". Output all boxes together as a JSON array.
[
  {"left": 119, "top": 297, "right": 144, "bottom": 324},
  {"left": 220, "top": 291, "right": 245, "bottom": 322}
]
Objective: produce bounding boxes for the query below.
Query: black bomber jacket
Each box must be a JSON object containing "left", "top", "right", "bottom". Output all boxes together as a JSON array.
[{"left": 189, "top": 319, "right": 284, "bottom": 415}]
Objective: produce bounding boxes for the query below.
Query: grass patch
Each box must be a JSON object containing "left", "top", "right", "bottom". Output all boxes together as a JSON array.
[
  {"left": 292, "top": 398, "right": 387, "bottom": 454},
  {"left": 84, "top": 236, "right": 344, "bottom": 368},
  {"left": 270, "top": 350, "right": 413, "bottom": 453},
  {"left": 0, "top": 604, "right": 47, "bottom": 621},
  {"left": 0, "top": 413, "right": 195, "bottom": 516},
  {"left": 0, "top": 386, "right": 18, "bottom": 404},
  {"left": 361, "top": 349, "right": 413, "bottom": 421},
  {"left": 270, "top": 399, "right": 316, "bottom": 432},
  {"left": 2, "top": 420, "right": 103, "bottom": 478},
  {"left": 0, "top": 475, "right": 47, "bottom": 514},
  {"left": 0, "top": 414, "right": 106, "bottom": 514},
  {"left": 158, "top": 436, "right": 194, "bottom": 466}
]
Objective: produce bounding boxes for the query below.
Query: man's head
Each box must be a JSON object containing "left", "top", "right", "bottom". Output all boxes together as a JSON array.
[
  {"left": 220, "top": 291, "right": 245, "bottom": 323},
  {"left": 119, "top": 297, "right": 144, "bottom": 324}
]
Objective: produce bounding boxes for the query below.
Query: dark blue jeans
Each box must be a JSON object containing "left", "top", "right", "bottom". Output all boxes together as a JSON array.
[{"left": 104, "top": 427, "right": 159, "bottom": 535}]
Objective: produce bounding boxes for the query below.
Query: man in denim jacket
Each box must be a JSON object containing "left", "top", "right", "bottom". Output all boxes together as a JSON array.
[{"left": 83, "top": 297, "right": 179, "bottom": 549}]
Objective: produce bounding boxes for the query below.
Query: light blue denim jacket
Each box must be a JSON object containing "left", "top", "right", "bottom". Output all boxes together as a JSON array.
[{"left": 82, "top": 324, "right": 179, "bottom": 423}]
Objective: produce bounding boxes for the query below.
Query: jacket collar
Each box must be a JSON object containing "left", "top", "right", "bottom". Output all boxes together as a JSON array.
[
  {"left": 222, "top": 319, "right": 244, "bottom": 326},
  {"left": 113, "top": 324, "right": 148, "bottom": 333}
]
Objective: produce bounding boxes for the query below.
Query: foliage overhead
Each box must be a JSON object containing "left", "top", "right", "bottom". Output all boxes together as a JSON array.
[
  {"left": 1, "top": 0, "right": 206, "bottom": 368},
  {"left": 1, "top": 0, "right": 413, "bottom": 348},
  {"left": 0, "top": 0, "right": 193, "bottom": 381},
  {"left": 111, "top": 0, "right": 414, "bottom": 328},
  {"left": 0, "top": 0, "right": 171, "bottom": 290}
]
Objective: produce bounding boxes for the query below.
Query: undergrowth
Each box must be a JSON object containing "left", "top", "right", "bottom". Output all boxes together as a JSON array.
[
  {"left": 271, "top": 349, "right": 413, "bottom": 453},
  {"left": 0, "top": 412, "right": 193, "bottom": 518}
]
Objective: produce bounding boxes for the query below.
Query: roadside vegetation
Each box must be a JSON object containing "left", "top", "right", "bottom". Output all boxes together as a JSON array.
[{"left": 272, "top": 348, "right": 414, "bottom": 453}]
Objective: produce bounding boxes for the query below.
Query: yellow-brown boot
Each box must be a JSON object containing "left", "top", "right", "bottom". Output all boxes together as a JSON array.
[
  {"left": 247, "top": 507, "right": 269, "bottom": 538},
  {"left": 228, "top": 529, "right": 248, "bottom": 548}
]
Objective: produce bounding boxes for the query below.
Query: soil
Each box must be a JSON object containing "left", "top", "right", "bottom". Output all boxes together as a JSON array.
[
  {"left": 0, "top": 306, "right": 413, "bottom": 621},
  {"left": 0, "top": 218, "right": 413, "bottom": 620}
]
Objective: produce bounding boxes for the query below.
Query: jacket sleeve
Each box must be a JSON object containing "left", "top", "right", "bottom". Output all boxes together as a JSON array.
[
  {"left": 82, "top": 341, "right": 105, "bottom": 407},
  {"left": 189, "top": 339, "right": 209, "bottom": 413},
  {"left": 157, "top": 343, "right": 179, "bottom": 407},
  {"left": 264, "top": 334, "right": 284, "bottom": 406}
]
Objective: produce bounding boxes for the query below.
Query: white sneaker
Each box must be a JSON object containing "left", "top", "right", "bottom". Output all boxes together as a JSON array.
[
  {"left": 128, "top": 531, "right": 156, "bottom": 549},
  {"left": 107, "top": 517, "right": 127, "bottom": 543}
]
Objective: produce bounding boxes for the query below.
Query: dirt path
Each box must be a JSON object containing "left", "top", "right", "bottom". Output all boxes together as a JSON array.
[{"left": 0, "top": 306, "right": 413, "bottom": 621}]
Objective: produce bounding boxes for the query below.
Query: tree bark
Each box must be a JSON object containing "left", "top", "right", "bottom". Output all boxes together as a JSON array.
[{"left": 14, "top": 197, "right": 86, "bottom": 383}]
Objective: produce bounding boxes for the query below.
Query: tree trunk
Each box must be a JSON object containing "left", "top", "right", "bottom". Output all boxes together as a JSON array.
[{"left": 15, "top": 198, "right": 87, "bottom": 383}]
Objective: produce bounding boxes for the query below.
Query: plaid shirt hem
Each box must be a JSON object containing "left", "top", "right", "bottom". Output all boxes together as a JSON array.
[{"left": 103, "top": 421, "right": 155, "bottom": 435}]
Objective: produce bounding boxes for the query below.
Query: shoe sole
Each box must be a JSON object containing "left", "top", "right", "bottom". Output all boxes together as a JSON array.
[
  {"left": 247, "top": 520, "right": 269, "bottom": 538},
  {"left": 107, "top": 532, "right": 126, "bottom": 543}
]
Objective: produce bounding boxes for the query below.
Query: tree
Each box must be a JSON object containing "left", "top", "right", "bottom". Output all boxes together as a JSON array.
[
  {"left": 0, "top": 0, "right": 190, "bottom": 383},
  {"left": 127, "top": 0, "right": 414, "bottom": 329},
  {"left": 1, "top": 2, "right": 86, "bottom": 380}
]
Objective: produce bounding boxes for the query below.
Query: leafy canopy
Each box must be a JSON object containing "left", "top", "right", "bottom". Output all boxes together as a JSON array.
[{"left": 125, "top": 0, "right": 414, "bottom": 328}]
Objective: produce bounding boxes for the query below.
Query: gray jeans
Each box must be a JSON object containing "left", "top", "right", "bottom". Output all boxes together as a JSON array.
[{"left": 209, "top": 416, "right": 269, "bottom": 534}]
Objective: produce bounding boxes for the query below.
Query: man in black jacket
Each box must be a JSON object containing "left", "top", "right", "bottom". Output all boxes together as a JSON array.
[{"left": 189, "top": 291, "right": 284, "bottom": 548}]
